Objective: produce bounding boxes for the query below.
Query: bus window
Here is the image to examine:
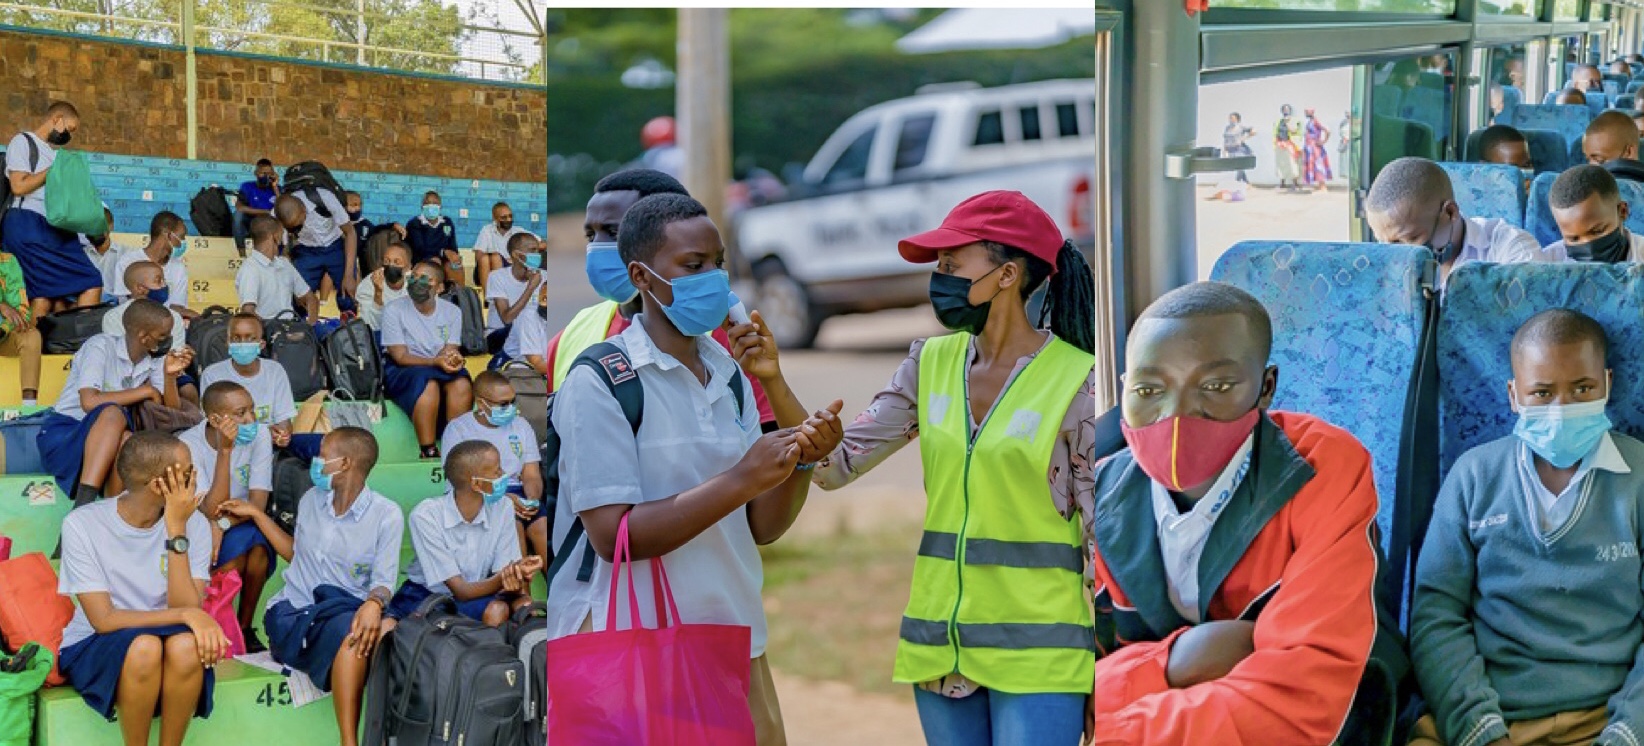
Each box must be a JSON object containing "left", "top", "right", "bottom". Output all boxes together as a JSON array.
[
  {"left": 1553, "top": 0, "right": 1581, "bottom": 20},
  {"left": 1193, "top": 66, "right": 1353, "bottom": 278},
  {"left": 1211, "top": 0, "right": 1452, "bottom": 10},
  {"left": 1475, "top": 0, "right": 1533, "bottom": 16},
  {"left": 1368, "top": 53, "right": 1456, "bottom": 183}
]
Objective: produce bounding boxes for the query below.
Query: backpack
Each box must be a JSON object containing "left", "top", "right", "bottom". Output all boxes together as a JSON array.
[
  {"left": 266, "top": 454, "right": 310, "bottom": 536},
  {"left": 264, "top": 311, "right": 328, "bottom": 401},
  {"left": 282, "top": 162, "right": 343, "bottom": 219},
  {"left": 542, "top": 342, "right": 746, "bottom": 594},
  {"left": 0, "top": 136, "right": 38, "bottom": 242},
  {"left": 36, "top": 302, "right": 115, "bottom": 354},
  {"left": 185, "top": 306, "right": 235, "bottom": 375},
  {"left": 189, "top": 186, "right": 233, "bottom": 238},
  {"left": 0, "top": 411, "right": 50, "bottom": 475},
  {"left": 0, "top": 642, "right": 51, "bottom": 745},
  {"left": 43, "top": 149, "right": 105, "bottom": 236},
  {"left": 499, "top": 361, "right": 546, "bottom": 443},
  {"left": 364, "top": 593, "right": 525, "bottom": 746},
  {"left": 442, "top": 285, "right": 487, "bottom": 356},
  {"left": 320, "top": 318, "right": 382, "bottom": 400},
  {"left": 504, "top": 603, "right": 548, "bottom": 746}
]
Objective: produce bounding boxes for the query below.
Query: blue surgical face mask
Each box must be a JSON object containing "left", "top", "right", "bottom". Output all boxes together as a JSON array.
[
  {"left": 147, "top": 286, "right": 170, "bottom": 307},
  {"left": 422, "top": 204, "right": 441, "bottom": 221},
  {"left": 170, "top": 234, "right": 188, "bottom": 261},
  {"left": 643, "top": 266, "right": 731, "bottom": 337},
  {"left": 1513, "top": 397, "right": 1612, "bottom": 469},
  {"left": 227, "top": 341, "right": 260, "bottom": 366},
  {"left": 523, "top": 253, "right": 543, "bottom": 270},
  {"left": 486, "top": 403, "right": 518, "bottom": 427},
  {"left": 473, "top": 474, "right": 510, "bottom": 505},
  {"left": 234, "top": 422, "right": 259, "bottom": 446},
  {"left": 585, "top": 241, "right": 638, "bottom": 303},
  {"left": 310, "top": 456, "right": 343, "bottom": 491}
]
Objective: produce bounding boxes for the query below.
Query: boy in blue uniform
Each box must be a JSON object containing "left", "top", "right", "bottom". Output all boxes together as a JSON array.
[
  {"left": 233, "top": 158, "right": 278, "bottom": 252},
  {"left": 221, "top": 427, "right": 400, "bottom": 746},
  {"left": 58, "top": 432, "right": 230, "bottom": 746},
  {"left": 404, "top": 191, "right": 461, "bottom": 286},
  {"left": 440, "top": 371, "right": 544, "bottom": 566}
]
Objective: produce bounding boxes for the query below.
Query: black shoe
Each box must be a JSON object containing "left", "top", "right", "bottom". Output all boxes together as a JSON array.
[{"left": 241, "top": 628, "right": 267, "bottom": 655}]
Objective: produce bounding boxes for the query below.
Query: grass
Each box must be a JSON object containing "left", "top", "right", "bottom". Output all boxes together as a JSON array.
[{"left": 759, "top": 522, "right": 923, "bottom": 698}]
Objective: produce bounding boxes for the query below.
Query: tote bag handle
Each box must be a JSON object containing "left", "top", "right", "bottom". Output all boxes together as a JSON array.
[{"left": 602, "top": 512, "right": 685, "bottom": 632}]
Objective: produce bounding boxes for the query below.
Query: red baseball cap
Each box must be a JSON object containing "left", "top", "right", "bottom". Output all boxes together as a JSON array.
[{"left": 898, "top": 191, "right": 1065, "bottom": 273}]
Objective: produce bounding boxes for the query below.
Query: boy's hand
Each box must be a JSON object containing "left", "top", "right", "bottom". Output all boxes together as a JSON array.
[
  {"left": 210, "top": 413, "right": 239, "bottom": 444},
  {"left": 158, "top": 465, "right": 199, "bottom": 535},
  {"left": 510, "top": 494, "right": 538, "bottom": 522},
  {"left": 738, "top": 429, "right": 801, "bottom": 493},
  {"left": 730, "top": 310, "right": 781, "bottom": 382},
  {"left": 795, "top": 400, "right": 845, "bottom": 464},
  {"left": 516, "top": 555, "right": 544, "bottom": 578},
  {"left": 164, "top": 347, "right": 193, "bottom": 377},
  {"left": 499, "top": 565, "right": 522, "bottom": 594},
  {"left": 216, "top": 498, "right": 261, "bottom": 522},
  {"left": 371, "top": 268, "right": 384, "bottom": 295},
  {"left": 270, "top": 423, "right": 292, "bottom": 448}
]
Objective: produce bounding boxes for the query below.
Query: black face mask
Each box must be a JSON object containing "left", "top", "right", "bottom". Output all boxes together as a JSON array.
[
  {"left": 928, "top": 265, "right": 1005, "bottom": 336},
  {"left": 497, "top": 221, "right": 513, "bottom": 232},
  {"left": 148, "top": 338, "right": 172, "bottom": 359},
  {"left": 383, "top": 266, "right": 406, "bottom": 284},
  {"left": 1427, "top": 208, "right": 1461, "bottom": 264},
  {"left": 257, "top": 176, "right": 274, "bottom": 188},
  {"left": 408, "top": 279, "right": 434, "bottom": 303},
  {"left": 46, "top": 129, "right": 71, "bottom": 146},
  {"left": 1569, "top": 226, "right": 1631, "bottom": 263}
]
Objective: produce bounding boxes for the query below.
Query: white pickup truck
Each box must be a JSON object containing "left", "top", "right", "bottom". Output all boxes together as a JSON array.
[{"left": 734, "top": 79, "right": 1097, "bottom": 348}]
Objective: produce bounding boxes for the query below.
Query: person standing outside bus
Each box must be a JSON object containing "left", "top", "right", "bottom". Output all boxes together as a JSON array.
[
  {"left": 812, "top": 191, "right": 1098, "bottom": 745},
  {"left": 1302, "top": 109, "right": 1333, "bottom": 192},
  {"left": 1222, "top": 113, "right": 1256, "bottom": 184},
  {"left": 1274, "top": 105, "right": 1304, "bottom": 193}
]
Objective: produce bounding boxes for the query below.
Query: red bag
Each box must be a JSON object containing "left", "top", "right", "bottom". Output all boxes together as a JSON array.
[
  {"left": 546, "top": 515, "right": 755, "bottom": 746},
  {"left": 0, "top": 552, "right": 75, "bottom": 686},
  {"left": 203, "top": 570, "right": 245, "bottom": 658}
]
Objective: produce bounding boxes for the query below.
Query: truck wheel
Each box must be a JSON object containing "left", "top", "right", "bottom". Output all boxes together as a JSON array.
[{"left": 754, "top": 259, "right": 822, "bottom": 349}]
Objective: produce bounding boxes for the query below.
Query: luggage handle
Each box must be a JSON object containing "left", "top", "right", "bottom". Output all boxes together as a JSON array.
[{"left": 603, "top": 513, "right": 682, "bottom": 632}]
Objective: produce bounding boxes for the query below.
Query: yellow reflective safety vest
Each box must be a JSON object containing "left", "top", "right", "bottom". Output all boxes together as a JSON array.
[
  {"left": 551, "top": 300, "right": 622, "bottom": 390},
  {"left": 894, "top": 332, "right": 1096, "bottom": 694}
]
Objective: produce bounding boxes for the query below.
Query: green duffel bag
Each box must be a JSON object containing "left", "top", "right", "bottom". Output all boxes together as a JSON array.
[
  {"left": 43, "top": 149, "right": 106, "bottom": 236},
  {"left": 0, "top": 643, "right": 51, "bottom": 746}
]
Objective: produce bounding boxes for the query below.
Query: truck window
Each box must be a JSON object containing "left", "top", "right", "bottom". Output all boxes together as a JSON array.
[
  {"left": 1019, "top": 105, "right": 1043, "bottom": 141},
  {"left": 822, "top": 126, "right": 877, "bottom": 186},
  {"left": 973, "top": 110, "right": 1004, "bottom": 146},
  {"left": 1056, "top": 102, "right": 1080, "bottom": 138},
  {"left": 893, "top": 113, "right": 938, "bottom": 173}
]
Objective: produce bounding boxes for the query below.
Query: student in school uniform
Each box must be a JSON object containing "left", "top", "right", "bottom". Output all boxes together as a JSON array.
[
  {"left": 355, "top": 241, "right": 413, "bottom": 330},
  {"left": 218, "top": 427, "right": 400, "bottom": 746},
  {"left": 57, "top": 432, "right": 231, "bottom": 746},
  {"left": 1543, "top": 165, "right": 1644, "bottom": 263},
  {"left": 341, "top": 192, "right": 398, "bottom": 247},
  {"left": 235, "top": 215, "right": 319, "bottom": 322},
  {"left": 200, "top": 313, "right": 296, "bottom": 449},
  {"left": 82, "top": 206, "right": 125, "bottom": 299},
  {"left": 547, "top": 193, "right": 846, "bottom": 746},
  {"left": 403, "top": 191, "right": 461, "bottom": 286},
  {"left": 273, "top": 191, "right": 358, "bottom": 314},
  {"left": 440, "top": 371, "right": 545, "bottom": 566},
  {"left": 2, "top": 100, "right": 103, "bottom": 317},
  {"left": 180, "top": 381, "right": 275, "bottom": 654},
  {"left": 386, "top": 440, "right": 541, "bottom": 626},
  {"left": 39, "top": 300, "right": 192, "bottom": 511},
  {"left": 473, "top": 201, "right": 526, "bottom": 290},
  {"left": 233, "top": 159, "right": 279, "bottom": 253},
  {"left": 0, "top": 251, "right": 43, "bottom": 407},
  {"left": 113, "top": 211, "right": 197, "bottom": 321},
  {"left": 482, "top": 232, "right": 545, "bottom": 354},
  {"left": 102, "top": 261, "right": 194, "bottom": 406},
  {"left": 380, "top": 261, "right": 473, "bottom": 459},
  {"left": 492, "top": 281, "right": 547, "bottom": 374}
]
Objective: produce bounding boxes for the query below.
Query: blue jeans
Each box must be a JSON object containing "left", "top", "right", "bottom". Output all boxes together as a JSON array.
[{"left": 913, "top": 686, "right": 1086, "bottom": 746}]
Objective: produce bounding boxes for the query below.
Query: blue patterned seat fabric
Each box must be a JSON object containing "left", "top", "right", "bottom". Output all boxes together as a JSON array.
[
  {"left": 1522, "top": 128, "right": 1572, "bottom": 174},
  {"left": 1507, "top": 104, "right": 1594, "bottom": 151},
  {"left": 1439, "top": 262, "right": 1644, "bottom": 479},
  {"left": 1619, "top": 94, "right": 1637, "bottom": 111},
  {"left": 1438, "top": 162, "right": 1527, "bottom": 228},
  {"left": 1540, "top": 90, "right": 1610, "bottom": 119},
  {"left": 1526, "top": 171, "right": 1644, "bottom": 247},
  {"left": 1211, "top": 241, "right": 1436, "bottom": 557}
]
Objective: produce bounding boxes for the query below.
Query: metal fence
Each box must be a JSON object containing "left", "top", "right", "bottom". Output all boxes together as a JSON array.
[{"left": 0, "top": 0, "right": 546, "bottom": 83}]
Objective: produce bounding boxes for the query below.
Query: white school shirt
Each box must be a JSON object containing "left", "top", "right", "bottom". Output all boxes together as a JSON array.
[
  {"left": 1439, "top": 217, "right": 1555, "bottom": 290},
  {"left": 546, "top": 315, "right": 766, "bottom": 656},
  {"left": 177, "top": 420, "right": 274, "bottom": 504},
  {"left": 5, "top": 132, "right": 54, "bottom": 216},
  {"left": 473, "top": 223, "right": 528, "bottom": 257},
  {"left": 112, "top": 246, "right": 189, "bottom": 305},
  {"left": 380, "top": 296, "right": 462, "bottom": 358},
  {"left": 99, "top": 299, "right": 185, "bottom": 353},
  {"left": 1149, "top": 434, "right": 1255, "bottom": 624},
  {"left": 290, "top": 190, "right": 351, "bottom": 248},
  {"left": 55, "top": 333, "right": 166, "bottom": 419},
  {"left": 58, "top": 499, "right": 213, "bottom": 648},
  {"left": 483, "top": 268, "right": 542, "bottom": 331},
  {"left": 267, "top": 487, "right": 404, "bottom": 609},
  {"left": 503, "top": 308, "right": 548, "bottom": 360},
  {"left": 1542, "top": 230, "right": 1644, "bottom": 263},
  {"left": 234, "top": 251, "right": 310, "bottom": 319},
  {"left": 356, "top": 276, "right": 409, "bottom": 329},
  {"left": 404, "top": 490, "right": 522, "bottom": 590},
  {"left": 83, "top": 239, "right": 130, "bottom": 294},
  {"left": 1514, "top": 432, "right": 1631, "bottom": 533},
  {"left": 440, "top": 412, "right": 541, "bottom": 486},
  {"left": 200, "top": 359, "right": 297, "bottom": 426}
]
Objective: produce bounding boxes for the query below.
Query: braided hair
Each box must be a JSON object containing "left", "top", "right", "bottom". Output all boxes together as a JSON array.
[{"left": 983, "top": 239, "right": 1096, "bottom": 354}]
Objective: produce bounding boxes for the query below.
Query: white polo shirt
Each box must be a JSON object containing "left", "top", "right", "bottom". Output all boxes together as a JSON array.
[
  {"left": 5, "top": 132, "right": 54, "bottom": 216},
  {"left": 291, "top": 189, "right": 350, "bottom": 248},
  {"left": 503, "top": 308, "right": 548, "bottom": 360},
  {"left": 200, "top": 359, "right": 297, "bottom": 426},
  {"left": 440, "top": 412, "right": 541, "bottom": 486},
  {"left": 235, "top": 250, "right": 310, "bottom": 319},
  {"left": 55, "top": 333, "right": 167, "bottom": 419},
  {"left": 112, "top": 246, "right": 188, "bottom": 305},
  {"left": 356, "top": 276, "right": 409, "bottom": 329},
  {"left": 59, "top": 499, "right": 212, "bottom": 648},
  {"left": 178, "top": 420, "right": 274, "bottom": 504},
  {"left": 267, "top": 487, "right": 404, "bottom": 609},
  {"left": 483, "top": 268, "right": 542, "bottom": 331},
  {"left": 380, "top": 296, "right": 462, "bottom": 358},
  {"left": 404, "top": 489, "right": 522, "bottom": 590},
  {"left": 474, "top": 223, "right": 529, "bottom": 257}
]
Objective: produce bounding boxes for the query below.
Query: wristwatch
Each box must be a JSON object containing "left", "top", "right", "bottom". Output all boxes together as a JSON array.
[{"left": 165, "top": 535, "right": 190, "bottom": 555}]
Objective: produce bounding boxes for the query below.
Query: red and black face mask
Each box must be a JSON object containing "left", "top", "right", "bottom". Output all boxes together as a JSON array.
[{"left": 1120, "top": 409, "right": 1261, "bottom": 492}]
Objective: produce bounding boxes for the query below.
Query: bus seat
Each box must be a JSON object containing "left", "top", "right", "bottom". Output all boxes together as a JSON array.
[
  {"left": 1438, "top": 163, "right": 1527, "bottom": 228},
  {"left": 1627, "top": 81, "right": 1644, "bottom": 95},
  {"left": 1540, "top": 90, "right": 1609, "bottom": 118},
  {"left": 1520, "top": 128, "right": 1573, "bottom": 174},
  {"left": 1605, "top": 73, "right": 1628, "bottom": 94},
  {"left": 1525, "top": 171, "right": 1644, "bottom": 246},
  {"left": 1418, "top": 71, "right": 1444, "bottom": 90},
  {"left": 1617, "top": 94, "right": 1637, "bottom": 111},
  {"left": 1210, "top": 241, "right": 1438, "bottom": 626},
  {"left": 1370, "top": 116, "right": 1438, "bottom": 180},
  {"left": 1632, "top": 62, "right": 1644, "bottom": 77},
  {"left": 1373, "top": 84, "right": 1403, "bottom": 114},
  {"left": 1398, "top": 86, "right": 1449, "bottom": 143},
  {"left": 1506, "top": 104, "right": 1592, "bottom": 150}
]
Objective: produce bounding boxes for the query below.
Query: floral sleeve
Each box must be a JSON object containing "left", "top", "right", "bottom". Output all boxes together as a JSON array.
[{"left": 811, "top": 340, "right": 925, "bottom": 490}]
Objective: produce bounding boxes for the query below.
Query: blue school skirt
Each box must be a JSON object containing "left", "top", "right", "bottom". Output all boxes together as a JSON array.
[
  {"left": 382, "top": 361, "right": 469, "bottom": 424},
  {"left": 59, "top": 624, "right": 216, "bottom": 720},
  {"left": 385, "top": 580, "right": 494, "bottom": 622},
  {"left": 0, "top": 208, "right": 102, "bottom": 300},
  {"left": 37, "top": 403, "right": 130, "bottom": 495},
  {"left": 263, "top": 585, "right": 364, "bottom": 692},
  {"left": 214, "top": 521, "right": 273, "bottom": 578}
]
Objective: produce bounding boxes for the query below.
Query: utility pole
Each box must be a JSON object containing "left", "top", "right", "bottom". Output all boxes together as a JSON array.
[{"left": 676, "top": 9, "right": 731, "bottom": 253}]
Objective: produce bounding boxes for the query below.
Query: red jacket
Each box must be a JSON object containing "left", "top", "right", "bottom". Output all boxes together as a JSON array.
[{"left": 1091, "top": 411, "right": 1407, "bottom": 745}]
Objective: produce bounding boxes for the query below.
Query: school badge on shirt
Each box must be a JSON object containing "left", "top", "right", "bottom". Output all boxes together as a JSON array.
[
  {"left": 508, "top": 435, "right": 523, "bottom": 459},
  {"left": 237, "top": 464, "right": 252, "bottom": 487},
  {"left": 351, "top": 562, "right": 371, "bottom": 581}
]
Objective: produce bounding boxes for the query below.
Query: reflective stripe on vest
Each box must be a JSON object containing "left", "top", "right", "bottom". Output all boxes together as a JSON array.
[
  {"left": 551, "top": 300, "right": 621, "bottom": 390},
  {"left": 893, "top": 332, "right": 1095, "bottom": 694}
]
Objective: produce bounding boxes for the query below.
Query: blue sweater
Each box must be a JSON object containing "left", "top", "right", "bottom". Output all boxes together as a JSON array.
[
  {"left": 1412, "top": 432, "right": 1644, "bottom": 746},
  {"left": 404, "top": 216, "right": 456, "bottom": 263}
]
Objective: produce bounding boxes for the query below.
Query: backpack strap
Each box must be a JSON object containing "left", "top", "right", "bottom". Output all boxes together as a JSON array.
[{"left": 547, "top": 341, "right": 645, "bottom": 588}]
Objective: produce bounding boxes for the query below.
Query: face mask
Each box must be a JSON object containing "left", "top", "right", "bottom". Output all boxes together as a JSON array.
[
  {"left": 644, "top": 266, "right": 731, "bottom": 337},
  {"left": 147, "top": 286, "right": 170, "bottom": 307},
  {"left": 1514, "top": 397, "right": 1612, "bottom": 469},
  {"left": 228, "top": 341, "right": 260, "bottom": 366},
  {"left": 408, "top": 277, "right": 434, "bottom": 303},
  {"left": 928, "top": 265, "right": 1004, "bottom": 336},
  {"left": 310, "top": 457, "right": 343, "bottom": 491},
  {"left": 523, "top": 253, "right": 543, "bottom": 270},
  {"left": 585, "top": 241, "right": 638, "bottom": 303},
  {"left": 1120, "top": 408, "right": 1261, "bottom": 492},
  {"left": 86, "top": 234, "right": 107, "bottom": 249},
  {"left": 1426, "top": 209, "right": 1459, "bottom": 263},
  {"left": 347, "top": 210, "right": 363, "bottom": 222},
  {"left": 258, "top": 176, "right": 273, "bottom": 188},
  {"left": 422, "top": 204, "right": 441, "bottom": 221},
  {"left": 1567, "top": 226, "right": 1630, "bottom": 263},
  {"left": 485, "top": 403, "right": 518, "bottom": 427},
  {"left": 46, "top": 129, "right": 70, "bottom": 146},
  {"left": 497, "top": 220, "right": 513, "bottom": 232},
  {"left": 170, "top": 235, "right": 188, "bottom": 261},
  {"left": 148, "top": 337, "right": 172, "bottom": 359},
  {"left": 473, "top": 474, "right": 510, "bottom": 505},
  {"left": 234, "top": 422, "right": 259, "bottom": 446},
  {"left": 383, "top": 265, "right": 406, "bottom": 284}
]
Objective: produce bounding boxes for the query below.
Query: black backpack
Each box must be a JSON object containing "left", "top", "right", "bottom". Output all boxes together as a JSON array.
[
  {"left": 266, "top": 454, "right": 311, "bottom": 536},
  {"left": 264, "top": 311, "right": 328, "bottom": 401},
  {"left": 0, "top": 135, "right": 38, "bottom": 240},
  {"left": 320, "top": 317, "right": 381, "bottom": 400},
  {"left": 37, "top": 302, "right": 116, "bottom": 354},
  {"left": 282, "top": 161, "right": 344, "bottom": 219},
  {"left": 543, "top": 342, "right": 746, "bottom": 593},
  {"left": 364, "top": 594, "right": 525, "bottom": 746},
  {"left": 189, "top": 186, "right": 233, "bottom": 237},
  {"left": 441, "top": 285, "right": 487, "bottom": 356},
  {"left": 185, "top": 305, "right": 235, "bottom": 375},
  {"left": 504, "top": 603, "right": 547, "bottom": 746}
]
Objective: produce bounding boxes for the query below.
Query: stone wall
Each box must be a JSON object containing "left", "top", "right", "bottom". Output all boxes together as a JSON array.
[{"left": 0, "top": 27, "right": 545, "bottom": 183}]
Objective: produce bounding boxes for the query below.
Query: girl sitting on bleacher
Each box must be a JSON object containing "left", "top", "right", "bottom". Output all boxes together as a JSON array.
[{"left": 379, "top": 261, "right": 472, "bottom": 459}]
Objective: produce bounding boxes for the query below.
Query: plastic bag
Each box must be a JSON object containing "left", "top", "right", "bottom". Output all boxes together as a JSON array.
[
  {"left": 0, "top": 644, "right": 52, "bottom": 746},
  {"left": 204, "top": 569, "right": 246, "bottom": 658}
]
